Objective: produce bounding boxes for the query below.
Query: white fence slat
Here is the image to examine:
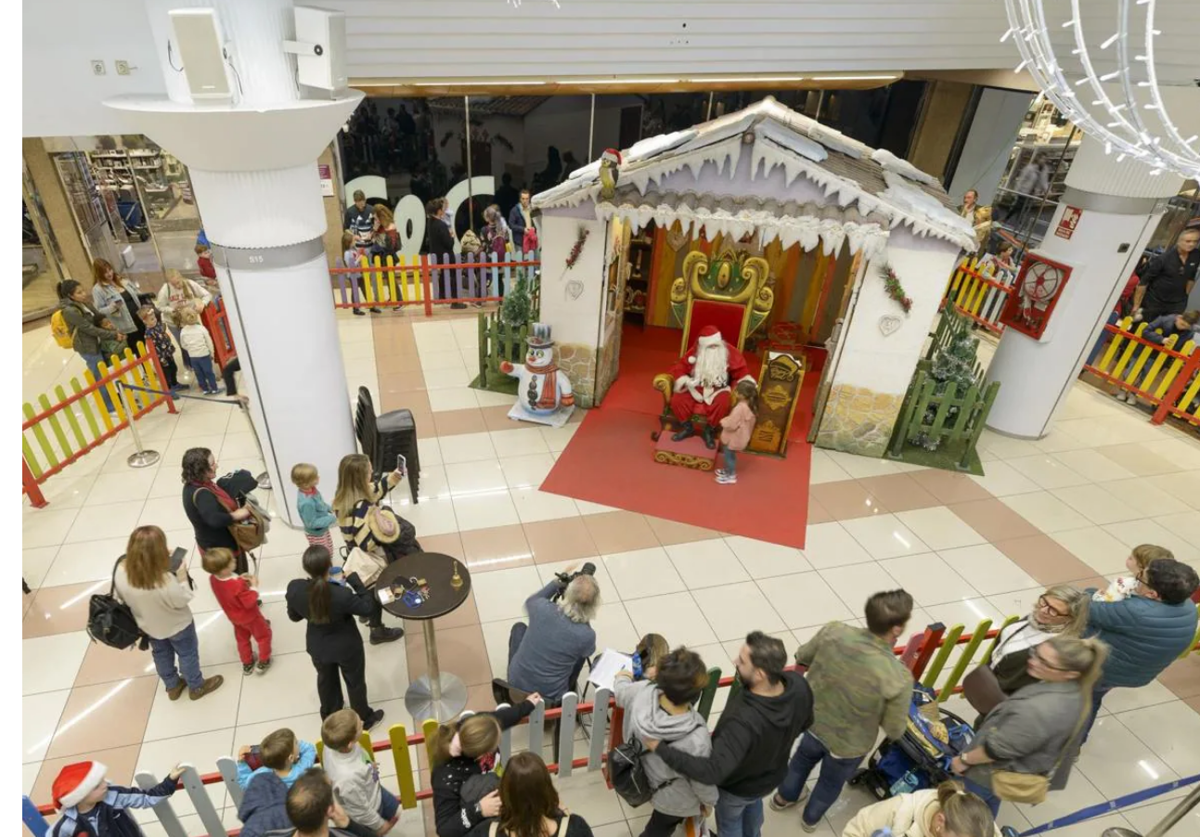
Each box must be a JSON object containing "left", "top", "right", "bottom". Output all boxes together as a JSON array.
[
  {"left": 557, "top": 693, "right": 579, "bottom": 778},
  {"left": 134, "top": 770, "right": 188, "bottom": 837},
  {"left": 216, "top": 756, "right": 243, "bottom": 810},
  {"left": 588, "top": 687, "right": 611, "bottom": 770}
]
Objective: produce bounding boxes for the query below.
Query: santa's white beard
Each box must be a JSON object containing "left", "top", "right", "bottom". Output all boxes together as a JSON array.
[{"left": 693, "top": 343, "right": 729, "bottom": 389}]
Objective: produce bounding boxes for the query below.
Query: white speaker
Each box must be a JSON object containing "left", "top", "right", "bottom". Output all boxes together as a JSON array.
[
  {"left": 169, "top": 8, "right": 232, "bottom": 104},
  {"left": 292, "top": 6, "right": 347, "bottom": 93}
]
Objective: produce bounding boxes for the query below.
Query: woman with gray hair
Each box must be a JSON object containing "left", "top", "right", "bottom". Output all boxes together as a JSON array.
[{"left": 963, "top": 585, "right": 1089, "bottom": 718}]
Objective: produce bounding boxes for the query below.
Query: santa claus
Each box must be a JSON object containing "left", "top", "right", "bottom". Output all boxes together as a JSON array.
[{"left": 668, "top": 324, "right": 755, "bottom": 448}]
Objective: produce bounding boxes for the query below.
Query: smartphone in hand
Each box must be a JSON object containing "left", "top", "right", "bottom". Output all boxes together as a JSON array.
[{"left": 395, "top": 453, "right": 407, "bottom": 475}]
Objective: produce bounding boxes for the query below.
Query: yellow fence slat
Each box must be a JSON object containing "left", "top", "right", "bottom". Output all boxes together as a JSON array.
[
  {"left": 55, "top": 385, "right": 89, "bottom": 451},
  {"left": 938, "top": 619, "right": 994, "bottom": 701},
  {"left": 422, "top": 718, "right": 440, "bottom": 767},
  {"left": 390, "top": 724, "right": 417, "bottom": 809},
  {"left": 70, "top": 376, "right": 103, "bottom": 439},
  {"left": 921, "top": 624, "right": 963, "bottom": 689},
  {"left": 38, "top": 393, "right": 73, "bottom": 462},
  {"left": 23, "top": 436, "right": 43, "bottom": 480},
  {"left": 23, "top": 402, "right": 60, "bottom": 470},
  {"left": 1096, "top": 317, "right": 1130, "bottom": 373},
  {"left": 82, "top": 368, "right": 115, "bottom": 431},
  {"left": 366, "top": 257, "right": 379, "bottom": 304},
  {"left": 387, "top": 255, "right": 399, "bottom": 303},
  {"left": 97, "top": 359, "right": 127, "bottom": 423},
  {"left": 1112, "top": 322, "right": 1146, "bottom": 378}
]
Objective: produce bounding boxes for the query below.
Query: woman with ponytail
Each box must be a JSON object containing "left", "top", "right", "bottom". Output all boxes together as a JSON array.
[
  {"left": 951, "top": 635, "right": 1109, "bottom": 815},
  {"left": 431, "top": 694, "right": 541, "bottom": 837},
  {"left": 841, "top": 780, "right": 998, "bottom": 837},
  {"left": 285, "top": 546, "right": 385, "bottom": 731}
]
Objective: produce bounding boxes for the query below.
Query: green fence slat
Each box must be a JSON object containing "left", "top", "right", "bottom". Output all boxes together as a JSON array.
[
  {"left": 697, "top": 667, "right": 722, "bottom": 721},
  {"left": 24, "top": 402, "right": 60, "bottom": 469},
  {"left": 921, "top": 624, "right": 963, "bottom": 689},
  {"left": 930, "top": 382, "right": 957, "bottom": 443},
  {"left": 22, "top": 436, "right": 43, "bottom": 480},
  {"left": 38, "top": 393, "right": 73, "bottom": 462},
  {"left": 56, "top": 385, "right": 88, "bottom": 450},
  {"left": 907, "top": 377, "right": 937, "bottom": 442},
  {"left": 70, "top": 376, "right": 102, "bottom": 439},
  {"left": 938, "top": 619, "right": 993, "bottom": 701},
  {"left": 979, "top": 615, "right": 1021, "bottom": 666},
  {"left": 948, "top": 384, "right": 979, "bottom": 443},
  {"left": 959, "top": 381, "right": 1000, "bottom": 470}
]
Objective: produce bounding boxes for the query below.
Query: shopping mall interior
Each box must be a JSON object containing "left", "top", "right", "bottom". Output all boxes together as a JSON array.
[{"left": 18, "top": 3, "right": 1200, "bottom": 837}]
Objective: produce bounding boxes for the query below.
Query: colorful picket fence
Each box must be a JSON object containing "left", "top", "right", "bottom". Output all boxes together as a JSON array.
[
  {"left": 22, "top": 343, "right": 177, "bottom": 507},
  {"left": 943, "top": 255, "right": 1016, "bottom": 334},
  {"left": 1084, "top": 316, "right": 1200, "bottom": 426},
  {"left": 476, "top": 311, "right": 529, "bottom": 390},
  {"left": 330, "top": 251, "right": 540, "bottom": 314}
]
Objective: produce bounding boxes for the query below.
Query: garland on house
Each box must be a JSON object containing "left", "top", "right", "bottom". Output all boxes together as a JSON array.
[
  {"left": 883, "top": 265, "right": 913, "bottom": 314},
  {"left": 565, "top": 227, "right": 590, "bottom": 271}
]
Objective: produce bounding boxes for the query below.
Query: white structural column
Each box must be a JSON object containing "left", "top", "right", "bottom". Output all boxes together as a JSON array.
[
  {"left": 985, "top": 134, "right": 1185, "bottom": 438},
  {"left": 106, "top": 0, "right": 362, "bottom": 525}
]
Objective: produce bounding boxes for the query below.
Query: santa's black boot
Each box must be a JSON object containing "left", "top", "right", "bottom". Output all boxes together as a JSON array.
[
  {"left": 702, "top": 425, "right": 717, "bottom": 449},
  {"left": 672, "top": 423, "right": 696, "bottom": 443}
]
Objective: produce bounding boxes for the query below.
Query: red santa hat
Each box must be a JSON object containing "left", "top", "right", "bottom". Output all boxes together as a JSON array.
[
  {"left": 688, "top": 325, "right": 724, "bottom": 363},
  {"left": 53, "top": 761, "right": 108, "bottom": 809}
]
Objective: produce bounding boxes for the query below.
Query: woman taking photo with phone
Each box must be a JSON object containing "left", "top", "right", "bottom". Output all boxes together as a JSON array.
[
  {"left": 285, "top": 545, "right": 394, "bottom": 732},
  {"left": 114, "top": 525, "right": 224, "bottom": 701},
  {"left": 331, "top": 453, "right": 421, "bottom": 563}
]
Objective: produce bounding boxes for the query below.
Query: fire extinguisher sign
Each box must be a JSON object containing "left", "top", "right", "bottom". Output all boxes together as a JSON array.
[{"left": 1055, "top": 206, "right": 1082, "bottom": 240}]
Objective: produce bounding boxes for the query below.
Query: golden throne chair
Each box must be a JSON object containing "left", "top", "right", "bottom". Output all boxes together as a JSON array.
[{"left": 651, "top": 248, "right": 774, "bottom": 440}]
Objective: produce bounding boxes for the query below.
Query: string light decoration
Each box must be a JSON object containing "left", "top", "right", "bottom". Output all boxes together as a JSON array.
[{"left": 1002, "top": 0, "right": 1199, "bottom": 180}]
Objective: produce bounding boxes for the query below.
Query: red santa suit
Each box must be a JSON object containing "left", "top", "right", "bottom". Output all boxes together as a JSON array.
[{"left": 668, "top": 324, "right": 753, "bottom": 425}]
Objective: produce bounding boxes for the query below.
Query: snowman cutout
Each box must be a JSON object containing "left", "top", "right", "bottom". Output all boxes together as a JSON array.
[{"left": 500, "top": 323, "right": 576, "bottom": 427}]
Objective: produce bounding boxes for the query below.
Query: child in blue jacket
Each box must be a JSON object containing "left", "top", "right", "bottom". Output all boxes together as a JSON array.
[
  {"left": 48, "top": 760, "right": 184, "bottom": 837},
  {"left": 292, "top": 462, "right": 338, "bottom": 554}
]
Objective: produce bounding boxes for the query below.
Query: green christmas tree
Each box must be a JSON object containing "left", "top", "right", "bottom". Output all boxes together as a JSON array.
[
  {"left": 501, "top": 268, "right": 533, "bottom": 328},
  {"left": 915, "top": 319, "right": 981, "bottom": 451}
]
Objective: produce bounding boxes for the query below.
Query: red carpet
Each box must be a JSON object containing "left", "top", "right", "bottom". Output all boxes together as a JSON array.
[{"left": 542, "top": 325, "right": 820, "bottom": 549}]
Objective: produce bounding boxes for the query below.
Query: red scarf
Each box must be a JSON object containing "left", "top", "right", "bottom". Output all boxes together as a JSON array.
[{"left": 192, "top": 479, "right": 237, "bottom": 511}]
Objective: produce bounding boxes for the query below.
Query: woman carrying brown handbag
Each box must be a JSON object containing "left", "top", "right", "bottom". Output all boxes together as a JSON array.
[
  {"left": 962, "top": 585, "right": 1088, "bottom": 720},
  {"left": 950, "top": 635, "right": 1109, "bottom": 816}
]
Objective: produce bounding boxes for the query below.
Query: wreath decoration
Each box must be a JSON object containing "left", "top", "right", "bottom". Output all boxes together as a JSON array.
[{"left": 883, "top": 265, "right": 913, "bottom": 314}]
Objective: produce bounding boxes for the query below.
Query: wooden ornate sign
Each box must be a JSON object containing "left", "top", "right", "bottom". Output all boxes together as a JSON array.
[{"left": 748, "top": 351, "right": 805, "bottom": 457}]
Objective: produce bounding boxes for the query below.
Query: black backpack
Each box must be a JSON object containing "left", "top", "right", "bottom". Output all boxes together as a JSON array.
[
  {"left": 87, "top": 557, "right": 146, "bottom": 651},
  {"left": 608, "top": 722, "right": 700, "bottom": 808}
]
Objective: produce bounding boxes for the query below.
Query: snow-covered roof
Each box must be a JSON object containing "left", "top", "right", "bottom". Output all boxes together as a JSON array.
[{"left": 533, "top": 97, "right": 975, "bottom": 257}]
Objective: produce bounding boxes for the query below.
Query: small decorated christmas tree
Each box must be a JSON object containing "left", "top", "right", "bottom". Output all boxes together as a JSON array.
[
  {"left": 501, "top": 268, "right": 533, "bottom": 328},
  {"left": 915, "top": 324, "right": 982, "bottom": 451}
]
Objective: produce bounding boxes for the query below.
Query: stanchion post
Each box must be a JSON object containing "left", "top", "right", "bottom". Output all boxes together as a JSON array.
[{"left": 117, "top": 383, "right": 160, "bottom": 468}]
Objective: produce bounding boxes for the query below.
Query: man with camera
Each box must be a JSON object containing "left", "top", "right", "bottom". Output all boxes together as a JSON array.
[{"left": 502, "top": 563, "right": 599, "bottom": 704}]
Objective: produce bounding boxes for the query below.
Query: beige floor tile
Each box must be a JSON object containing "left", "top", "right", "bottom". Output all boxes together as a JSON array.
[{"left": 45, "top": 675, "right": 159, "bottom": 759}]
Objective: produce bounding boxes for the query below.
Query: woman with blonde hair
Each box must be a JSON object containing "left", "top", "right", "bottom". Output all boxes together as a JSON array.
[
  {"left": 331, "top": 453, "right": 421, "bottom": 563},
  {"left": 91, "top": 257, "right": 147, "bottom": 350},
  {"left": 369, "top": 202, "right": 400, "bottom": 260},
  {"left": 841, "top": 780, "right": 998, "bottom": 837},
  {"left": 430, "top": 696, "right": 541, "bottom": 837},
  {"left": 155, "top": 268, "right": 212, "bottom": 371},
  {"left": 963, "top": 585, "right": 1088, "bottom": 718},
  {"left": 113, "top": 525, "right": 224, "bottom": 701},
  {"left": 951, "top": 635, "right": 1109, "bottom": 815}
]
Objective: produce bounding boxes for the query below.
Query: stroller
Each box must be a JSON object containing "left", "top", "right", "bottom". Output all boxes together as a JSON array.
[{"left": 849, "top": 684, "right": 974, "bottom": 801}]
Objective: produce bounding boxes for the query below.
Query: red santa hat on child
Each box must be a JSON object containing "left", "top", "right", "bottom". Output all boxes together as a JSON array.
[
  {"left": 688, "top": 325, "right": 724, "bottom": 363},
  {"left": 53, "top": 761, "right": 108, "bottom": 809}
]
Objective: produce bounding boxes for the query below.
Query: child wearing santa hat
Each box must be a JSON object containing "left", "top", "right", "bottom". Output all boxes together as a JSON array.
[{"left": 48, "top": 760, "right": 185, "bottom": 837}]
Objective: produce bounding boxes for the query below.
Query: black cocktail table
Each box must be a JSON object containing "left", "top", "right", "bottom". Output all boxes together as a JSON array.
[{"left": 377, "top": 552, "right": 472, "bottom": 721}]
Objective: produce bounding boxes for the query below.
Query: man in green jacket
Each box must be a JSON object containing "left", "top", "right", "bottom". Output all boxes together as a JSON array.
[{"left": 770, "top": 590, "right": 915, "bottom": 832}]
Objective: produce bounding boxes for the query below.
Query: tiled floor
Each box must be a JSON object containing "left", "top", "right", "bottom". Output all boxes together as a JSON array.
[{"left": 21, "top": 311, "right": 1200, "bottom": 837}]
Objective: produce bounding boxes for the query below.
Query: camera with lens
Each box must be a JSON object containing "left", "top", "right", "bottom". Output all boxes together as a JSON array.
[{"left": 550, "top": 562, "right": 596, "bottom": 602}]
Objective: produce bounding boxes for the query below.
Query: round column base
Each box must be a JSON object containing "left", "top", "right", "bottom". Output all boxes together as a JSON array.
[{"left": 405, "top": 673, "right": 468, "bottom": 723}]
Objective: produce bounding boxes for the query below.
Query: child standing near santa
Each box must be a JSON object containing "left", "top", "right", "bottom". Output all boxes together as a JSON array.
[{"left": 717, "top": 380, "right": 758, "bottom": 485}]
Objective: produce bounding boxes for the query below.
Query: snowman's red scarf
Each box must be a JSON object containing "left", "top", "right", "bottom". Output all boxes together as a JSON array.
[{"left": 527, "top": 362, "right": 559, "bottom": 410}]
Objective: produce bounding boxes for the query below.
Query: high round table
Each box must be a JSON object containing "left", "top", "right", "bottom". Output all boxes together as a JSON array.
[{"left": 377, "top": 552, "right": 472, "bottom": 722}]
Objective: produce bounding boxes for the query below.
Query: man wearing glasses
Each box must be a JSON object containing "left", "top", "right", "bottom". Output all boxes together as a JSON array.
[{"left": 1083, "top": 555, "right": 1199, "bottom": 739}]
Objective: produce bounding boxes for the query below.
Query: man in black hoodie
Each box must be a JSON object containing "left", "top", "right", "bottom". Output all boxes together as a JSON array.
[{"left": 646, "top": 631, "right": 813, "bottom": 837}]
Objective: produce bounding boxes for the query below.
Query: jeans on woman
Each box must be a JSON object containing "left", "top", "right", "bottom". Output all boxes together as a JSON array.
[
  {"left": 715, "top": 790, "right": 764, "bottom": 837},
  {"left": 167, "top": 324, "right": 192, "bottom": 368},
  {"left": 722, "top": 446, "right": 737, "bottom": 475},
  {"left": 80, "top": 352, "right": 116, "bottom": 413},
  {"left": 776, "top": 733, "right": 862, "bottom": 827},
  {"left": 149, "top": 621, "right": 204, "bottom": 691}
]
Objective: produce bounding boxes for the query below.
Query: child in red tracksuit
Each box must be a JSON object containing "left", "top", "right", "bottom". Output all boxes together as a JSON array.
[{"left": 202, "top": 547, "right": 272, "bottom": 676}]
